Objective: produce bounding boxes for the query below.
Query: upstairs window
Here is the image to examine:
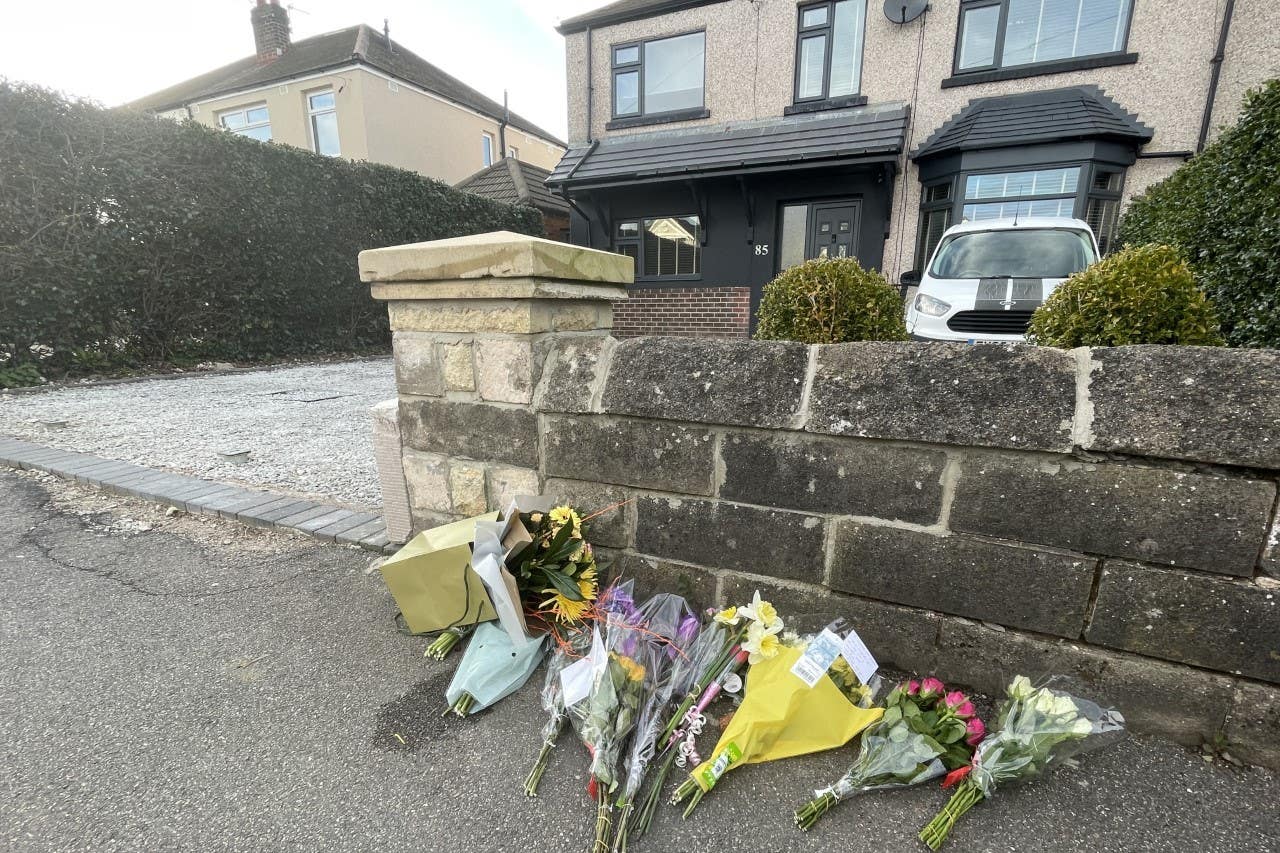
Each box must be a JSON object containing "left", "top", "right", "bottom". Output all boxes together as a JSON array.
[
  {"left": 612, "top": 31, "right": 706, "bottom": 119},
  {"left": 219, "top": 104, "right": 271, "bottom": 142},
  {"left": 794, "top": 1, "right": 868, "bottom": 103},
  {"left": 614, "top": 216, "right": 702, "bottom": 279},
  {"left": 307, "top": 90, "right": 340, "bottom": 157},
  {"left": 482, "top": 132, "right": 494, "bottom": 166},
  {"left": 955, "top": 0, "right": 1134, "bottom": 74}
]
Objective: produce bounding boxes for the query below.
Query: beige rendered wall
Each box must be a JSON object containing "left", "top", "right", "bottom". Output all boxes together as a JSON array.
[
  {"left": 187, "top": 67, "right": 562, "bottom": 184},
  {"left": 565, "top": 0, "right": 1280, "bottom": 278}
]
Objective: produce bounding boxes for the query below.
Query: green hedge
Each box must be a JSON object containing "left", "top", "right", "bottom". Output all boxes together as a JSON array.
[
  {"left": 0, "top": 82, "right": 542, "bottom": 374},
  {"left": 1118, "top": 79, "right": 1280, "bottom": 348}
]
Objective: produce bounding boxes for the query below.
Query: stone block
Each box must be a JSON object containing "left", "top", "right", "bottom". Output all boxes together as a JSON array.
[
  {"left": 613, "top": 553, "right": 719, "bottom": 613},
  {"left": 486, "top": 465, "right": 541, "bottom": 512},
  {"left": 807, "top": 342, "right": 1076, "bottom": 452},
  {"left": 1225, "top": 680, "right": 1280, "bottom": 769},
  {"left": 536, "top": 336, "right": 612, "bottom": 414},
  {"left": 543, "top": 477, "right": 633, "bottom": 548},
  {"left": 1264, "top": 506, "right": 1280, "bottom": 579},
  {"left": 543, "top": 415, "right": 715, "bottom": 495},
  {"left": 950, "top": 455, "right": 1274, "bottom": 576},
  {"left": 358, "top": 231, "right": 634, "bottom": 285},
  {"left": 448, "top": 462, "right": 487, "bottom": 517},
  {"left": 400, "top": 399, "right": 539, "bottom": 468},
  {"left": 387, "top": 299, "right": 612, "bottom": 335},
  {"left": 635, "top": 497, "right": 826, "bottom": 583},
  {"left": 1087, "top": 346, "right": 1280, "bottom": 469},
  {"left": 830, "top": 522, "right": 1094, "bottom": 637},
  {"left": 600, "top": 337, "right": 808, "bottom": 428},
  {"left": 442, "top": 342, "right": 475, "bottom": 391},
  {"left": 720, "top": 432, "right": 947, "bottom": 524},
  {"left": 401, "top": 450, "right": 452, "bottom": 515},
  {"left": 1086, "top": 562, "right": 1280, "bottom": 683},
  {"left": 718, "top": 574, "right": 942, "bottom": 672},
  {"left": 936, "top": 618, "right": 1235, "bottom": 748},
  {"left": 391, "top": 333, "right": 444, "bottom": 397},
  {"left": 475, "top": 338, "right": 544, "bottom": 405}
]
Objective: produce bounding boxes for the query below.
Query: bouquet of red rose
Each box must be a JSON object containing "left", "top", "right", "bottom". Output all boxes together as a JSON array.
[{"left": 795, "top": 677, "right": 984, "bottom": 831}]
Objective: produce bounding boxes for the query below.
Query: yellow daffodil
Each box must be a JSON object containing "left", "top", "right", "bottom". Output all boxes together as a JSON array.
[
  {"left": 743, "top": 620, "right": 782, "bottom": 664},
  {"left": 737, "top": 590, "right": 783, "bottom": 634},
  {"left": 713, "top": 606, "right": 740, "bottom": 626},
  {"left": 613, "top": 653, "right": 647, "bottom": 682}
]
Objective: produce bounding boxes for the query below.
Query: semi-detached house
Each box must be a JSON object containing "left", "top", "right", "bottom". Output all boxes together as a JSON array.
[{"left": 547, "top": 0, "right": 1280, "bottom": 338}]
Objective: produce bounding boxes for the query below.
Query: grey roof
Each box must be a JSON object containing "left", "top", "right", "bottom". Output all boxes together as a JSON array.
[
  {"left": 455, "top": 158, "right": 569, "bottom": 216},
  {"left": 547, "top": 103, "right": 909, "bottom": 190},
  {"left": 557, "top": 0, "right": 723, "bottom": 34},
  {"left": 128, "top": 24, "right": 565, "bottom": 147},
  {"left": 913, "top": 86, "right": 1152, "bottom": 160}
]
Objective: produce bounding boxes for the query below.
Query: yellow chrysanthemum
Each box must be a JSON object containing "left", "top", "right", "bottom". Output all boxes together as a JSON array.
[
  {"left": 613, "top": 653, "right": 647, "bottom": 682},
  {"left": 541, "top": 588, "right": 593, "bottom": 622},
  {"left": 548, "top": 505, "right": 581, "bottom": 531}
]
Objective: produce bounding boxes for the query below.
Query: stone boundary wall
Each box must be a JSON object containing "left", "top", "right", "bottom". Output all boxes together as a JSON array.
[{"left": 362, "top": 233, "right": 1279, "bottom": 768}]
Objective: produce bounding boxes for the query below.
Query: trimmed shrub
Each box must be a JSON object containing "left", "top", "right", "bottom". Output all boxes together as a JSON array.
[
  {"left": 0, "top": 82, "right": 542, "bottom": 375},
  {"left": 1118, "top": 79, "right": 1280, "bottom": 347},
  {"left": 1028, "top": 244, "right": 1225, "bottom": 347},
  {"left": 755, "top": 258, "right": 908, "bottom": 343}
]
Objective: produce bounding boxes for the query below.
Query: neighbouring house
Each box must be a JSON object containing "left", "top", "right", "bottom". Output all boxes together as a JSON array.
[
  {"left": 455, "top": 159, "right": 572, "bottom": 241},
  {"left": 547, "top": 0, "right": 1280, "bottom": 338},
  {"left": 129, "top": 0, "right": 565, "bottom": 184}
]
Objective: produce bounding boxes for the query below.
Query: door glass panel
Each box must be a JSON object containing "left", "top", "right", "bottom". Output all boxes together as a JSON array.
[
  {"left": 779, "top": 204, "right": 808, "bottom": 270},
  {"left": 797, "top": 34, "right": 827, "bottom": 99},
  {"left": 644, "top": 32, "right": 705, "bottom": 113},
  {"left": 828, "top": 0, "right": 866, "bottom": 97},
  {"left": 957, "top": 4, "right": 1000, "bottom": 69}
]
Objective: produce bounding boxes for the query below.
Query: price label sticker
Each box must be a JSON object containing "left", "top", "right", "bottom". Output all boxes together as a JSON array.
[
  {"left": 839, "top": 628, "right": 879, "bottom": 685},
  {"left": 790, "top": 629, "right": 843, "bottom": 687}
]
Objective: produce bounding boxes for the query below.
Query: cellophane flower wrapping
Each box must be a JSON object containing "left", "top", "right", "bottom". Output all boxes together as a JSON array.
[
  {"left": 539, "top": 627, "right": 593, "bottom": 748},
  {"left": 618, "top": 595, "right": 697, "bottom": 805},
  {"left": 444, "top": 621, "right": 547, "bottom": 714},
  {"left": 967, "top": 676, "right": 1125, "bottom": 798},
  {"left": 919, "top": 676, "right": 1125, "bottom": 851}
]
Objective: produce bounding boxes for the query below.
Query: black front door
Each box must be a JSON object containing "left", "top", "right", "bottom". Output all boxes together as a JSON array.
[{"left": 808, "top": 202, "right": 860, "bottom": 260}]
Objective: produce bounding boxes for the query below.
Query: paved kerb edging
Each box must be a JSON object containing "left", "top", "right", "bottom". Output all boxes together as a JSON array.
[{"left": 0, "top": 436, "right": 397, "bottom": 554}]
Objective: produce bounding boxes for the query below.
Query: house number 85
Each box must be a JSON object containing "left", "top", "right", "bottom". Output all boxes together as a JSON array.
[{"left": 754, "top": 244, "right": 770, "bottom": 256}]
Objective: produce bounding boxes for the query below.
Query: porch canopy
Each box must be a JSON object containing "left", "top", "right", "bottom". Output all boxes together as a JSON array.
[{"left": 547, "top": 102, "right": 909, "bottom": 193}]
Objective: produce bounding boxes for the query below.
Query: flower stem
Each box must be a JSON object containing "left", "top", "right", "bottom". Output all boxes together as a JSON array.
[
  {"left": 611, "top": 802, "right": 633, "bottom": 853},
  {"left": 593, "top": 785, "right": 613, "bottom": 853},
  {"left": 524, "top": 742, "right": 554, "bottom": 797},
  {"left": 919, "top": 780, "right": 985, "bottom": 850},
  {"left": 631, "top": 748, "right": 677, "bottom": 838},
  {"left": 670, "top": 777, "right": 705, "bottom": 818},
  {"left": 425, "top": 626, "right": 471, "bottom": 660},
  {"left": 793, "top": 791, "right": 838, "bottom": 831},
  {"left": 449, "top": 693, "right": 474, "bottom": 717}
]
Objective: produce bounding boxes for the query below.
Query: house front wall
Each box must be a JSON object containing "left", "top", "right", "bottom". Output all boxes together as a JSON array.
[
  {"left": 561, "top": 0, "right": 1280, "bottom": 311},
  {"left": 186, "top": 66, "right": 563, "bottom": 184}
]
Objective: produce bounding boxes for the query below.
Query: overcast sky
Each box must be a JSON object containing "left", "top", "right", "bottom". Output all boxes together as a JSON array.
[{"left": 0, "top": 0, "right": 604, "bottom": 140}]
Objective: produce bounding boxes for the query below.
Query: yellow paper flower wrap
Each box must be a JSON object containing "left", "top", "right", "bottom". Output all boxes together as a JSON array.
[{"left": 689, "top": 645, "right": 883, "bottom": 793}]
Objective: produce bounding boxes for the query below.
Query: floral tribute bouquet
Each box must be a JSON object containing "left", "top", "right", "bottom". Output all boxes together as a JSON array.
[
  {"left": 794, "top": 677, "right": 984, "bottom": 831},
  {"left": 571, "top": 583, "right": 652, "bottom": 853},
  {"left": 611, "top": 597, "right": 698, "bottom": 853},
  {"left": 524, "top": 624, "right": 593, "bottom": 796},
  {"left": 444, "top": 621, "right": 547, "bottom": 716},
  {"left": 919, "top": 675, "right": 1125, "bottom": 850},
  {"left": 509, "top": 505, "right": 600, "bottom": 626},
  {"left": 670, "top": 622, "right": 883, "bottom": 817}
]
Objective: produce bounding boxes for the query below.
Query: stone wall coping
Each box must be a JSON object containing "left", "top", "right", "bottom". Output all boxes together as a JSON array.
[
  {"left": 358, "top": 230, "right": 634, "bottom": 286},
  {"left": 369, "top": 278, "right": 629, "bottom": 303}
]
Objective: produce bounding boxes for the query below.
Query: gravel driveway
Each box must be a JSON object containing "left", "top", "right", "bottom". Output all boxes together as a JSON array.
[{"left": 0, "top": 359, "right": 395, "bottom": 506}]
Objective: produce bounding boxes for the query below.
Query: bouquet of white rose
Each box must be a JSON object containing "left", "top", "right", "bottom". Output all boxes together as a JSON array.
[{"left": 919, "top": 675, "right": 1125, "bottom": 850}]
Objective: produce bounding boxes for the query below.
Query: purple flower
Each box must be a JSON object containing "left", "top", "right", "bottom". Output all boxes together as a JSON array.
[
  {"left": 669, "top": 614, "right": 701, "bottom": 659},
  {"left": 602, "top": 585, "right": 635, "bottom": 616}
]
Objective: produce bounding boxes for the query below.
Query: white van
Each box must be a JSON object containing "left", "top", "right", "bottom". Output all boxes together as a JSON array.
[{"left": 903, "top": 218, "right": 1099, "bottom": 342}]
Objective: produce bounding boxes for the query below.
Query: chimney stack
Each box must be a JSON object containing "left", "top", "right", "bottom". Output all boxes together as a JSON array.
[{"left": 251, "top": 0, "right": 291, "bottom": 64}]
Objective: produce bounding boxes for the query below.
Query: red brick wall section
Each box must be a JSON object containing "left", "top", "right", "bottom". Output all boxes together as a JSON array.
[{"left": 612, "top": 287, "right": 751, "bottom": 339}]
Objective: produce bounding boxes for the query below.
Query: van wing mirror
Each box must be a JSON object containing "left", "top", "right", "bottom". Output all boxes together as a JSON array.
[{"left": 899, "top": 269, "right": 922, "bottom": 287}]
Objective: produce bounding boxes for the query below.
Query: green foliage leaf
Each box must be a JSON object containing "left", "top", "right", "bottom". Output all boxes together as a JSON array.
[{"left": 540, "top": 568, "right": 584, "bottom": 601}]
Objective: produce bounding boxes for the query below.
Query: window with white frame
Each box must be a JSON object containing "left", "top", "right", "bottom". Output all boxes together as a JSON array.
[
  {"left": 507, "top": 145, "right": 519, "bottom": 159},
  {"left": 955, "top": 0, "right": 1134, "bottom": 74},
  {"left": 794, "top": 1, "right": 868, "bottom": 103},
  {"left": 482, "top": 132, "right": 495, "bottom": 166},
  {"left": 219, "top": 104, "right": 271, "bottom": 141},
  {"left": 307, "top": 90, "right": 340, "bottom": 156}
]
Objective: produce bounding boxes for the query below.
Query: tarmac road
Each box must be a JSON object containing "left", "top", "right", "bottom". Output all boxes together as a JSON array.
[{"left": 1, "top": 470, "right": 1277, "bottom": 853}]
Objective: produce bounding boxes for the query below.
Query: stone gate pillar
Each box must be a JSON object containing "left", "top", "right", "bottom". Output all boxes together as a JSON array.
[{"left": 360, "top": 230, "right": 631, "bottom": 532}]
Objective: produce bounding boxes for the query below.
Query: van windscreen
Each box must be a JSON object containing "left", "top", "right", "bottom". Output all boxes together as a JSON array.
[{"left": 928, "top": 229, "right": 1097, "bottom": 279}]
